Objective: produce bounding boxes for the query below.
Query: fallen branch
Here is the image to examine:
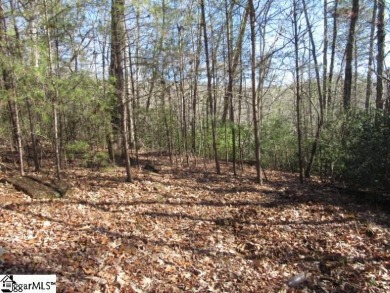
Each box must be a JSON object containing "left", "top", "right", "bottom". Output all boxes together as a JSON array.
[{"left": 3, "top": 176, "right": 66, "bottom": 199}]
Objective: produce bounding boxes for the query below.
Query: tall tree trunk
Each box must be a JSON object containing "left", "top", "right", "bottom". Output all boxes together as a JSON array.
[
  {"left": 224, "top": 1, "right": 249, "bottom": 176},
  {"left": 43, "top": 0, "right": 61, "bottom": 180},
  {"left": 125, "top": 23, "right": 138, "bottom": 158},
  {"left": 302, "top": 0, "right": 325, "bottom": 179},
  {"left": 222, "top": 2, "right": 249, "bottom": 122},
  {"left": 365, "top": 0, "right": 377, "bottom": 112},
  {"left": 191, "top": 19, "right": 202, "bottom": 155},
  {"left": 177, "top": 25, "right": 188, "bottom": 164},
  {"left": 200, "top": 0, "right": 220, "bottom": 174},
  {"left": 157, "top": 0, "right": 173, "bottom": 163},
  {"left": 293, "top": 0, "right": 304, "bottom": 184},
  {"left": 249, "top": 0, "right": 262, "bottom": 184},
  {"left": 123, "top": 19, "right": 134, "bottom": 154},
  {"left": 225, "top": 0, "right": 236, "bottom": 175},
  {"left": 25, "top": 0, "right": 40, "bottom": 171},
  {"left": 100, "top": 8, "right": 114, "bottom": 163},
  {"left": 376, "top": 0, "right": 385, "bottom": 111},
  {"left": 238, "top": 58, "right": 244, "bottom": 171},
  {"left": 323, "top": 0, "right": 328, "bottom": 119},
  {"left": 131, "top": 10, "right": 142, "bottom": 164},
  {"left": 343, "top": 0, "right": 359, "bottom": 111},
  {"left": 11, "top": 0, "right": 31, "bottom": 174},
  {"left": 110, "top": 0, "right": 132, "bottom": 182},
  {"left": 0, "top": 0, "right": 24, "bottom": 175},
  {"left": 327, "top": 0, "right": 339, "bottom": 113}
]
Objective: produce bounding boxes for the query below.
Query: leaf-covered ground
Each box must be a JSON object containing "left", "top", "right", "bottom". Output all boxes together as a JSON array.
[{"left": 0, "top": 156, "right": 389, "bottom": 292}]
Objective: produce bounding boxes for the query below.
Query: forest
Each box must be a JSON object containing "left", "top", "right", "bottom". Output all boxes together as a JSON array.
[{"left": 0, "top": 0, "right": 389, "bottom": 292}]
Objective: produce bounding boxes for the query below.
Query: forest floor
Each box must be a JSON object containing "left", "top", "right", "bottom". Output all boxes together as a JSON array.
[{"left": 0, "top": 154, "right": 389, "bottom": 292}]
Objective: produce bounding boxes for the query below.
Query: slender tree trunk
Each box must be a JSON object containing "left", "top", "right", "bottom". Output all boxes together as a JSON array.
[
  {"left": 323, "top": 0, "right": 328, "bottom": 119},
  {"left": 386, "top": 70, "right": 390, "bottom": 113},
  {"left": 128, "top": 43, "right": 140, "bottom": 163},
  {"left": 302, "top": 0, "right": 323, "bottom": 114},
  {"left": 249, "top": 0, "right": 262, "bottom": 184},
  {"left": 237, "top": 55, "right": 244, "bottom": 171},
  {"left": 343, "top": 0, "right": 359, "bottom": 111},
  {"left": 293, "top": 0, "right": 303, "bottom": 184},
  {"left": 100, "top": 10, "right": 114, "bottom": 163},
  {"left": 110, "top": 0, "right": 132, "bottom": 182},
  {"left": 302, "top": 0, "right": 325, "bottom": 179},
  {"left": 0, "top": 1, "right": 24, "bottom": 176},
  {"left": 52, "top": 95, "right": 61, "bottom": 179},
  {"left": 191, "top": 20, "right": 202, "bottom": 155},
  {"left": 26, "top": 99, "right": 40, "bottom": 171},
  {"left": 353, "top": 37, "right": 358, "bottom": 107},
  {"left": 11, "top": 0, "right": 31, "bottom": 174},
  {"left": 177, "top": 25, "right": 189, "bottom": 164},
  {"left": 121, "top": 89, "right": 132, "bottom": 182},
  {"left": 327, "top": 0, "right": 339, "bottom": 113},
  {"left": 7, "top": 98, "right": 24, "bottom": 176},
  {"left": 376, "top": 0, "right": 385, "bottom": 111},
  {"left": 43, "top": 0, "right": 61, "bottom": 180},
  {"left": 200, "top": 0, "right": 220, "bottom": 174},
  {"left": 122, "top": 19, "right": 134, "bottom": 154},
  {"left": 133, "top": 10, "right": 141, "bottom": 164},
  {"left": 25, "top": 1, "right": 40, "bottom": 171},
  {"left": 365, "top": 0, "right": 377, "bottom": 112},
  {"left": 224, "top": 1, "right": 249, "bottom": 175},
  {"left": 225, "top": 0, "right": 236, "bottom": 175}
]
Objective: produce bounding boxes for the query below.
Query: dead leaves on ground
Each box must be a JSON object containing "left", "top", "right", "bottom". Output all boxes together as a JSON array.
[{"left": 0, "top": 159, "right": 389, "bottom": 292}]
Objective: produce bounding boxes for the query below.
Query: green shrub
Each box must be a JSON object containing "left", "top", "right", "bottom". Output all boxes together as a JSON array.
[
  {"left": 66, "top": 140, "right": 89, "bottom": 161},
  {"left": 261, "top": 117, "right": 297, "bottom": 171},
  {"left": 84, "top": 151, "right": 111, "bottom": 169},
  {"left": 342, "top": 112, "right": 390, "bottom": 191},
  {"left": 66, "top": 140, "right": 89, "bottom": 154},
  {"left": 216, "top": 121, "right": 251, "bottom": 160},
  {"left": 313, "top": 116, "right": 348, "bottom": 178}
]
